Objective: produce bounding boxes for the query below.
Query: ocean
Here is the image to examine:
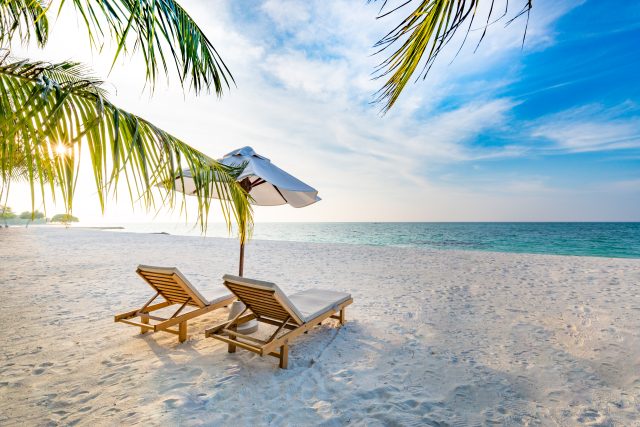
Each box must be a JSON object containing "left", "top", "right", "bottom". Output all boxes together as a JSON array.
[{"left": 106, "top": 222, "right": 640, "bottom": 259}]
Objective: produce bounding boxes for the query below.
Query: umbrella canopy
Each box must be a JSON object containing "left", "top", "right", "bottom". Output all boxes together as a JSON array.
[
  {"left": 175, "top": 146, "right": 320, "bottom": 207},
  {"left": 174, "top": 146, "right": 320, "bottom": 276}
]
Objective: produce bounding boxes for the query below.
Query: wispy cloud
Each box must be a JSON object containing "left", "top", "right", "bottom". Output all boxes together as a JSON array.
[
  {"left": 263, "top": 52, "right": 351, "bottom": 99},
  {"left": 404, "top": 99, "right": 519, "bottom": 161},
  {"left": 531, "top": 104, "right": 640, "bottom": 153}
]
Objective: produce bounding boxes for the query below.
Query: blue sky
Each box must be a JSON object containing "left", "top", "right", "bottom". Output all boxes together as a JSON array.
[{"left": 8, "top": 0, "right": 640, "bottom": 222}]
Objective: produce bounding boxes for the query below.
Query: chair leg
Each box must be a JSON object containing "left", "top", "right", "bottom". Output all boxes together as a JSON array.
[
  {"left": 279, "top": 343, "right": 289, "bottom": 369},
  {"left": 228, "top": 325, "right": 237, "bottom": 353},
  {"left": 141, "top": 314, "right": 149, "bottom": 334},
  {"left": 178, "top": 321, "right": 187, "bottom": 343},
  {"left": 339, "top": 308, "right": 345, "bottom": 325}
]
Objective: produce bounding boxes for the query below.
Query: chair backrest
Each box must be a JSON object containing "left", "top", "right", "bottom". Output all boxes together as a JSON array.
[
  {"left": 137, "top": 265, "right": 208, "bottom": 308},
  {"left": 223, "top": 274, "right": 305, "bottom": 325}
]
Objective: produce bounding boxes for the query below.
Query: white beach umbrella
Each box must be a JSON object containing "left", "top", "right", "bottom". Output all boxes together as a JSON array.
[
  {"left": 176, "top": 146, "right": 319, "bottom": 208},
  {"left": 174, "top": 146, "right": 320, "bottom": 276}
]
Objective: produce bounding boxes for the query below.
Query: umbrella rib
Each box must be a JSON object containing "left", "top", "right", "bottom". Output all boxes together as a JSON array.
[{"left": 273, "top": 185, "right": 288, "bottom": 204}]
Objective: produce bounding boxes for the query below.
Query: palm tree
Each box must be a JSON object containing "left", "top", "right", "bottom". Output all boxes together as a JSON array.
[
  {"left": 0, "top": 0, "right": 251, "bottom": 231},
  {"left": 371, "top": 0, "right": 533, "bottom": 112}
]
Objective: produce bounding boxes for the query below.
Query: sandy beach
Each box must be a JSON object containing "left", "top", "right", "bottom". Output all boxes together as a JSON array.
[{"left": 1, "top": 227, "right": 639, "bottom": 425}]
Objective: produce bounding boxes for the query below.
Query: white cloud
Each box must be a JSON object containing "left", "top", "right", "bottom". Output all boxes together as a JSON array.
[
  {"left": 403, "top": 98, "right": 518, "bottom": 162},
  {"left": 531, "top": 104, "right": 640, "bottom": 152},
  {"left": 263, "top": 52, "right": 350, "bottom": 99},
  {"left": 261, "top": 0, "right": 311, "bottom": 28}
]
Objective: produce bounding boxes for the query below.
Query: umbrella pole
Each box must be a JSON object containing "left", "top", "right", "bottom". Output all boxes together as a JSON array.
[
  {"left": 239, "top": 241, "right": 245, "bottom": 277},
  {"left": 237, "top": 182, "right": 251, "bottom": 278}
]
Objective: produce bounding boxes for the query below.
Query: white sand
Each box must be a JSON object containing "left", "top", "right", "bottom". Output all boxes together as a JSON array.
[{"left": 1, "top": 227, "right": 639, "bottom": 426}]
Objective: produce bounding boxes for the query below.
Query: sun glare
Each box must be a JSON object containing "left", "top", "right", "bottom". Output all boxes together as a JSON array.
[{"left": 54, "top": 143, "right": 68, "bottom": 157}]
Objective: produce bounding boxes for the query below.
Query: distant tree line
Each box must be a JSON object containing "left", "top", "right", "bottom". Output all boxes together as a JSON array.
[
  {"left": 0, "top": 206, "right": 78, "bottom": 223},
  {"left": 51, "top": 214, "right": 79, "bottom": 223},
  {"left": 20, "top": 210, "right": 45, "bottom": 220}
]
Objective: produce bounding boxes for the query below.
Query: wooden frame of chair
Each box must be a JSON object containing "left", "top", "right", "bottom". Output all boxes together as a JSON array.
[
  {"left": 204, "top": 278, "right": 353, "bottom": 368},
  {"left": 114, "top": 266, "right": 235, "bottom": 343}
]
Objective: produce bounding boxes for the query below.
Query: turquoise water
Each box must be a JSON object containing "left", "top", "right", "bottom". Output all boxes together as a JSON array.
[{"left": 110, "top": 222, "right": 640, "bottom": 259}]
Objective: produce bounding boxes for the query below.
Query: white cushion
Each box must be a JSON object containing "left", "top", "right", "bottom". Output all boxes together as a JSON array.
[
  {"left": 223, "top": 275, "right": 351, "bottom": 323},
  {"left": 199, "top": 286, "right": 235, "bottom": 306},
  {"left": 288, "top": 289, "right": 351, "bottom": 322}
]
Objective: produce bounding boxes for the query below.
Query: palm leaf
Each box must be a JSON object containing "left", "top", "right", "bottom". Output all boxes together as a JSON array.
[
  {"left": 0, "top": 135, "right": 54, "bottom": 182},
  {"left": 62, "top": 0, "right": 233, "bottom": 95},
  {"left": 0, "top": 0, "right": 49, "bottom": 47},
  {"left": 0, "top": 0, "right": 232, "bottom": 95},
  {"left": 371, "top": 0, "right": 532, "bottom": 112},
  {"left": 0, "top": 54, "right": 251, "bottom": 232}
]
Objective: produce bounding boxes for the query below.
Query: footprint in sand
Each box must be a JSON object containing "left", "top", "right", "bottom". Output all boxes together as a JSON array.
[
  {"left": 576, "top": 408, "right": 606, "bottom": 424},
  {"left": 104, "top": 407, "right": 121, "bottom": 415},
  {"left": 33, "top": 362, "right": 53, "bottom": 375},
  {"left": 70, "top": 390, "right": 90, "bottom": 398},
  {"left": 163, "top": 398, "right": 180, "bottom": 409},
  {"left": 163, "top": 382, "right": 192, "bottom": 392}
]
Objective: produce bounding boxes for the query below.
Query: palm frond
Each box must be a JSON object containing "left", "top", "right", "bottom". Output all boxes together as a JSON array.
[
  {"left": 0, "top": 0, "right": 49, "bottom": 47},
  {"left": 0, "top": 135, "right": 54, "bottom": 182},
  {"left": 0, "top": 54, "right": 251, "bottom": 232},
  {"left": 61, "top": 0, "right": 234, "bottom": 95},
  {"left": 371, "top": 0, "right": 532, "bottom": 112}
]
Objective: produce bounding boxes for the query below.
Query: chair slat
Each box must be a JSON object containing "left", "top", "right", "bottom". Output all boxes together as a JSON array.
[
  {"left": 226, "top": 287, "right": 274, "bottom": 299},
  {"left": 144, "top": 277, "right": 184, "bottom": 286},
  {"left": 150, "top": 283, "right": 186, "bottom": 294},
  {"left": 154, "top": 292, "right": 190, "bottom": 301},
  {"left": 149, "top": 285, "right": 189, "bottom": 297},
  {"left": 137, "top": 267, "right": 208, "bottom": 308},
  {"left": 229, "top": 294, "right": 287, "bottom": 311},
  {"left": 140, "top": 274, "right": 175, "bottom": 283},
  {"left": 225, "top": 289, "right": 290, "bottom": 320},
  {"left": 238, "top": 300, "right": 289, "bottom": 315},
  {"left": 225, "top": 285, "right": 302, "bottom": 324},
  {"left": 241, "top": 305, "right": 289, "bottom": 318},
  {"left": 140, "top": 271, "right": 174, "bottom": 279}
]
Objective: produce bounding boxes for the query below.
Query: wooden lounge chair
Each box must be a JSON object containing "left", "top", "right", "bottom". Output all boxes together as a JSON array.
[
  {"left": 204, "top": 274, "right": 353, "bottom": 369},
  {"left": 115, "top": 265, "right": 235, "bottom": 343}
]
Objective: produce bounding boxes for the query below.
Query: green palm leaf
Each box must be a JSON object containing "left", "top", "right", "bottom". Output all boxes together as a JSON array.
[
  {"left": 0, "top": 55, "right": 251, "bottom": 232},
  {"left": 0, "top": 136, "right": 54, "bottom": 182},
  {"left": 371, "top": 0, "right": 532, "bottom": 112},
  {"left": 0, "top": 0, "right": 232, "bottom": 95},
  {"left": 0, "top": 0, "right": 49, "bottom": 47}
]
